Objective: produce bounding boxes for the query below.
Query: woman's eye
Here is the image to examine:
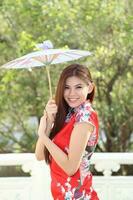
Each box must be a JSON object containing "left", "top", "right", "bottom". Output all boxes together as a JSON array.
[
  {"left": 76, "top": 86, "right": 82, "bottom": 89},
  {"left": 64, "top": 86, "right": 69, "bottom": 89}
]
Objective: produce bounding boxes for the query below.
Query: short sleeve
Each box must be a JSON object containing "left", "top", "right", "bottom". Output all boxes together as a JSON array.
[
  {"left": 75, "top": 103, "right": 95, "bottom": 127},
  {"left": 75, "top": 102, "right": 99, "bottom": 146}
]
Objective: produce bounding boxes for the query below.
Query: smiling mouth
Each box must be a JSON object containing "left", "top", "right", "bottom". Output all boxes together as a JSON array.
[{"left": 68, "top": 98, "right": 79, "bottom": 102}]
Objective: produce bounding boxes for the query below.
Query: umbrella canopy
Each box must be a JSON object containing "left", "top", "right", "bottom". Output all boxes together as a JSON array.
[{"left": 1, "top": 40, "right": 92, "bottom": 98}]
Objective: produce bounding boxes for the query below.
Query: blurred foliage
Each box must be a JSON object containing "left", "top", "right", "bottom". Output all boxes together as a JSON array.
[{"left": 0, "top": 0, "right": 133, "bottom": 161}]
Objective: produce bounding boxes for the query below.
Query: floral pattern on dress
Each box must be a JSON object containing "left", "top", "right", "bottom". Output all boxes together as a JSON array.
[
  {"left": 50, "top": 100, "right": 99, "bottom": 200},
  {"left": 66, "top": 101, "right": 97, "bottom": 147},
  {"left": 56, "top": 177, "right": 93, "bottom": 200}
]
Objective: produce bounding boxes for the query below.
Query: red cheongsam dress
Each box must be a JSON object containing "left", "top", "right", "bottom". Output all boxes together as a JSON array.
[{"left": 50, "top": 100, "right": 99, "bottom": 200}]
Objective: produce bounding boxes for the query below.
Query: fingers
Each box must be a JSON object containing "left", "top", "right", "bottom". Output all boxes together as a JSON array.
[
  {"left": 45, "top": 100, "right": 58, "bottom": 115},
  {"left": 47, "top": 99, "right": 56, "bottom": 106},
  {"left": 43, "top": 100, "right": 58, "bottom": 123}
]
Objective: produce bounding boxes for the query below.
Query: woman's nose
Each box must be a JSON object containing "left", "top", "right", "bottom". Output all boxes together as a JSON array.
[{"left": 69, "top": 88, "right": 75, "bottom": 95}]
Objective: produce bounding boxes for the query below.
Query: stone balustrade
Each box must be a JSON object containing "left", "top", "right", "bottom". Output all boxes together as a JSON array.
[{"left": 0, "top": 153, "right": 133, "bottom": 200}]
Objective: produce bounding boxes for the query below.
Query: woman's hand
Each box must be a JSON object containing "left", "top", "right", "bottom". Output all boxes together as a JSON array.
[
  {"left": 45, "top": 99, "right": 58, "bottom": 123},
  {"left": 37, "top": 99, "right": 57, "bottom": 138}
]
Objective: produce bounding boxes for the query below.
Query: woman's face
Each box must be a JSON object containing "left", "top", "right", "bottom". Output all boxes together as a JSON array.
[{"left": 64, "top": 76, "right": 92, "bottom": 108}]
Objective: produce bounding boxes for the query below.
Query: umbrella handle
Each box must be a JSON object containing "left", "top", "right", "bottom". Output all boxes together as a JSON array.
[{"left": 45, "top": 65, "right": 52, "bottom": 99}]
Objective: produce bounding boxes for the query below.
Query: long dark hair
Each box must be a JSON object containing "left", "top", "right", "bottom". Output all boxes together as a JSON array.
[{"left": 44, "top": 63, "right": 95, "bottom": 164}]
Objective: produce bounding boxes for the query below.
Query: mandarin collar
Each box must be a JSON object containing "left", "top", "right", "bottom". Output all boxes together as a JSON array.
[
  {"left": 68, "top": 100, "right": 91, "bottom": 114},
  {"left": 65, "top": 100, "right": 91, "bottom": 123}
]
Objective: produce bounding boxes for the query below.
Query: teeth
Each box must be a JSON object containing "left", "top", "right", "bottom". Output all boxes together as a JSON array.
[{"left": 69, "top": 98, "right": 78, "bottom": 101}]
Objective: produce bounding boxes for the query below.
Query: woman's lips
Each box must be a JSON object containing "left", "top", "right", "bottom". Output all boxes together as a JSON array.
[{"left": 68, "top": 98, "right": 79, "bottom": 103}]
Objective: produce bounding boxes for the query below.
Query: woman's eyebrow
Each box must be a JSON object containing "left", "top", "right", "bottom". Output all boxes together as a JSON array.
[
  {"left": 65, "top": 83, "right": 83, "bottom": 87},
  {"left": 75, "top": 84, "right": 83, "bottom": 86}
]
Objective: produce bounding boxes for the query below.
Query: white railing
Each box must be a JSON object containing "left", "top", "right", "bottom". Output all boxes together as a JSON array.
[{"left": 0, "top": 153, "right": 133, "bottom": 200}]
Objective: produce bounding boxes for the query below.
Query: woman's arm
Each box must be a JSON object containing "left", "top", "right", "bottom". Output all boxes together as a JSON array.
[
  {"left": 39, "top": 121, "right": 94, "bottom": 176},
  {"left": 35, "top": 100, "right": 57, "bottom": 161},
  {"left": 35, "top": 114, "right": 53, "bottom": 160},
  {"left": 35, "top": 137, "right": 45, "bottom": 160}
]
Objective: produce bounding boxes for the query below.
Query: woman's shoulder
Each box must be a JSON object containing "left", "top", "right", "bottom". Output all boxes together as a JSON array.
[
  {"left": 75, "top": 100, "right": 98, "bottom": 123},
  {"left": 76, "top": 100, "right": 95, "bottom": 115},
  {"left": 82, "top": 100, "right": 94, "bottom": 111}
]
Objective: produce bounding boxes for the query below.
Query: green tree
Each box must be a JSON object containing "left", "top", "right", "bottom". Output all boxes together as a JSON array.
[{"left": 0, "top": 0, "right": 132, "bottom": 156}]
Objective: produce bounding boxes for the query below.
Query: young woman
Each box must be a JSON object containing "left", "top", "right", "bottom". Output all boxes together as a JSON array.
[{"left": 35, "top": 64, "right": 99, "bottom": 200}]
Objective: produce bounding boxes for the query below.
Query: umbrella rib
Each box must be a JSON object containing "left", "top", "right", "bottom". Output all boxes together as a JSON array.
[
  {"left": 31, "top": 56, "right": 47, "bottom": 63},
  {"left": 50, "top": 54, "right": 60, "bottom": 63},
  {"left": 31, "top": 54, "right": 60, "bottom": 65},
  {"left": 4, "top": 58, "right": 26, "bottom": 67}
]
